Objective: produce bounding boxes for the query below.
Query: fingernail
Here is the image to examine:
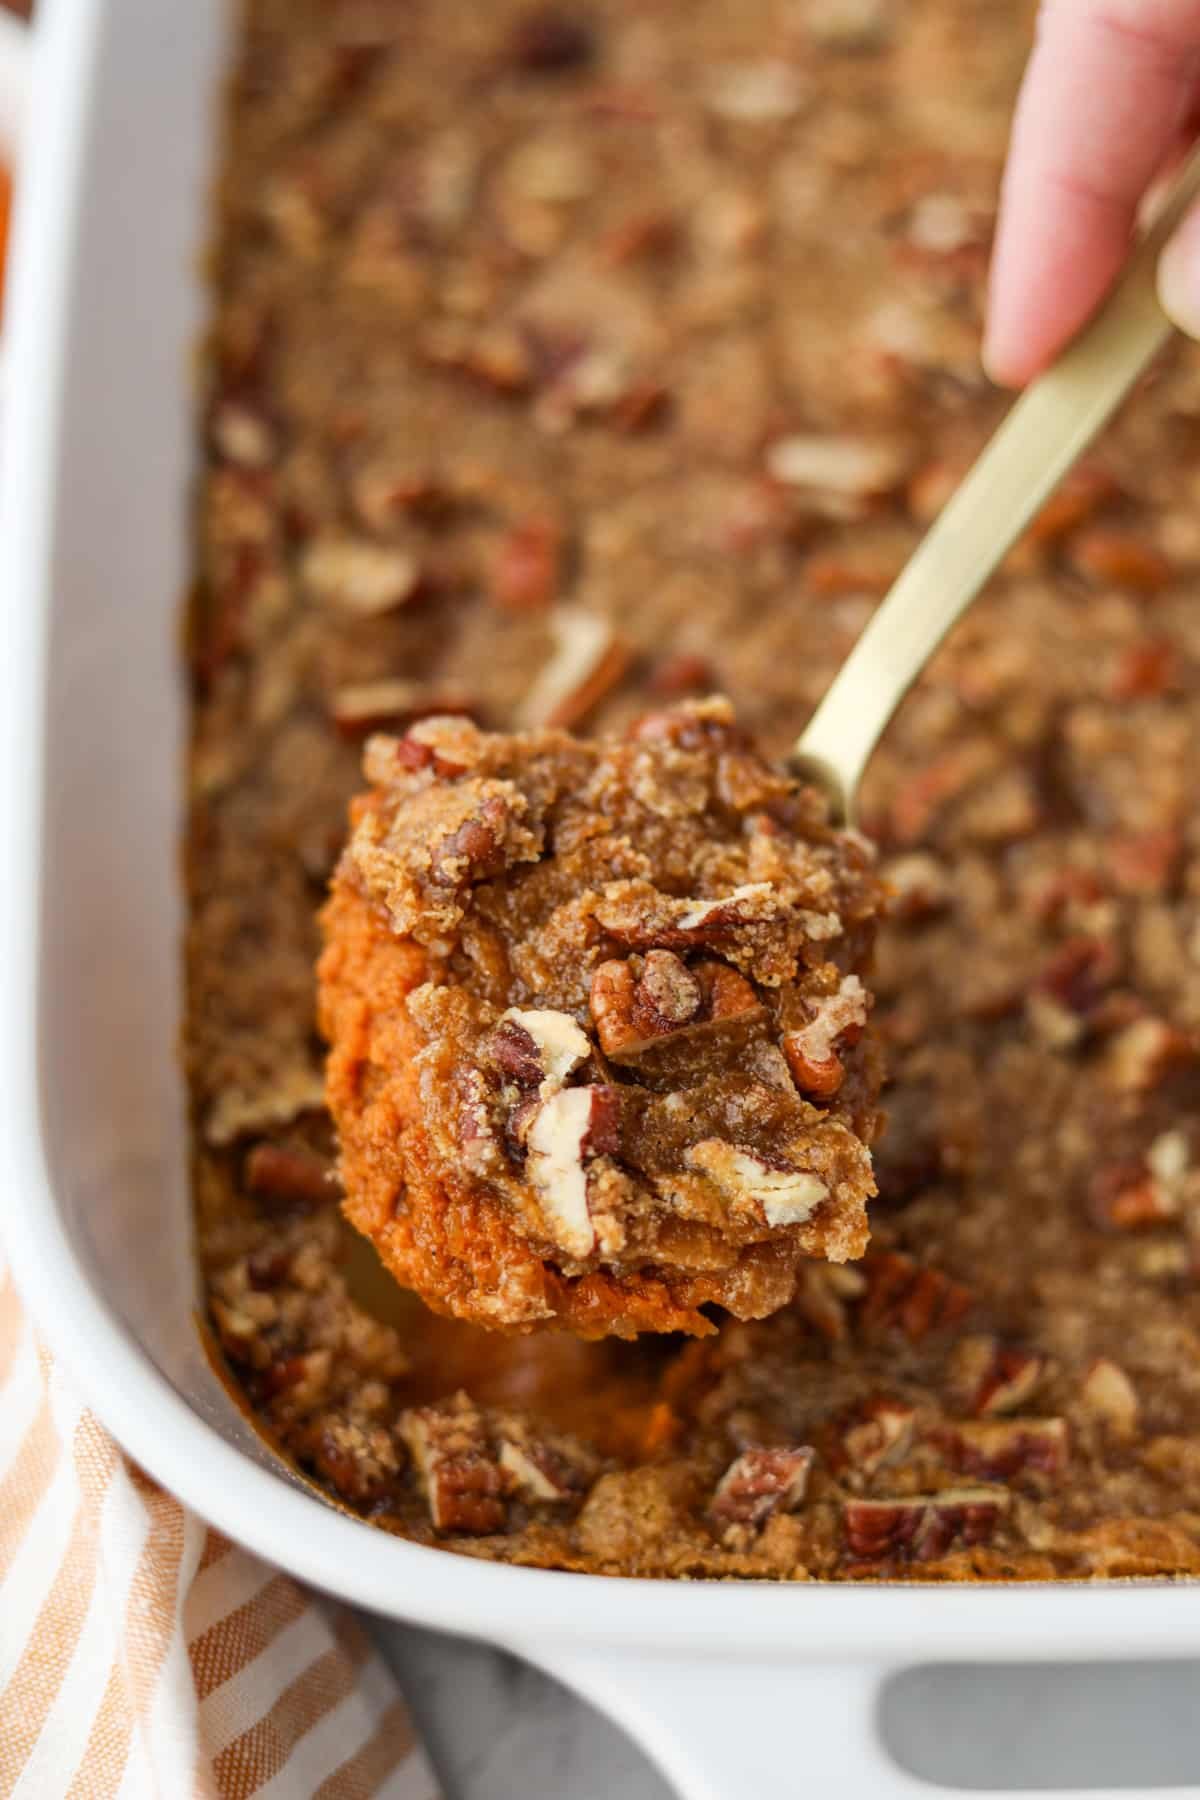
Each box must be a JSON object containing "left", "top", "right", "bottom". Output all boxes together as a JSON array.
[{"left": 1158, "top": 203, "right": 1200, "bottom": 338}]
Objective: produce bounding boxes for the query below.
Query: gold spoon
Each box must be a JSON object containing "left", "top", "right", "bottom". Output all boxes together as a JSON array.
[{"left": 791, "top": 142, "right": 1200, "bottom": 825}]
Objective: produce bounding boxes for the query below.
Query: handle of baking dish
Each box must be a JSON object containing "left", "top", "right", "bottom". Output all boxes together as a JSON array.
[{"left": 545, "top": 1650, "right": 1189, "bottom": 1800}]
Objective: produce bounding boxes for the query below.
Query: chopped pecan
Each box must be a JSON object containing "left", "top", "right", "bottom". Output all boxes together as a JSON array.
[
  {"left": 430, "top": 795, "right": 514, "bottom": 886},
  {"left": 491, "top": 1007, "right": 590, "bottom": 1094},
  {"left": 1103, "top": 829, "right": 1180, "bottom": 897},
  {"left": 488, "top": 516, "right": 563, "bottom": 612},
  {"left": 311, "top": 1418, "right": 402, "bottom": 1506},
  {"left": 1027, "top": 465, "right": 1119, "bottom": 543},
  {"left": 706, "top": 59, "right": 811, "bottom": 122},
  {"left": 686, "top": 1139, "right": 829, "bottom": 1228},
  {"left": 243, "top": 1143, "right": 334, "bottom": 1209},
  {"left": 709, "top": 1446, "right": 814, "bottom": 1529},
  {"left": 884, "top": 851, "right": 952, "bottom": 922},
  {"left": 597, "top": 211, "right": 677, "bottom": 267},
  {"left": 329, "top": 679, "right": 473, "bottom": 739},
  {"left": 782, "top": 975, "right": 869, "bottom": 1099},
  {"left": 211, "top": 397, "right": 276, "bottom": 469},
  {"left": 796, "top": 1264, "right": 866, "bottom": 1342},
  {"left": 765, "top": 432, "right": 909, "bottom": 500},
  {"left": 648, "top": 653, "right": 715, "bottom": 698},
  {"left": 1068, "top": 528, "right": 1172, "bottom": 594},
  {"left": 1035, "top": 935, "right": 1120, "bottom": 1015},
  {"left": 301, "top": 535, "right": 420, "bottom": 614},
  {"left": 840, "top": 1396, "right": 916, "bottom": 1475},
  {"left": 843, "top": 1489, "right": 1007, "bottom": 1563},
  {"left": 518, "top": 612, "right": 632, "bottom": 730},
  {"left": 948, "top": 1336, "right": 1046, "bottom": 1417},
  {"left": 526, "top": 1085, "right": 623, "bottom": 1257},
  {"left": 1103, "top": 1017, "right": 1194, "bottom": 1094},
  {"left": 399, "top": 1397, "right": 506, "bottom": 1534},
  {"left": 497, "top": 1420, "right": 598, "bottom": 1503},
  {"left": 1079, "top": 1359, "right": 1140, "bottom": 1437},
  {"left": 594, "top": 882, "right": 787, "bottom": 955},
  {"left": 1108, "top": 638, "right": 1178, "bottom": 699},
  {"left": 509, "top": 7, "right": 595, "bottom": 73},
  {"left": 859, "top": 1251, "right": 973, "bottom": 1343},
  {"left": 1087, "top": 1156, "right": 1179, "bottom": 1231},
  {"left": 940, "top": 1417, "right": 1069, "bottom": 1481}
]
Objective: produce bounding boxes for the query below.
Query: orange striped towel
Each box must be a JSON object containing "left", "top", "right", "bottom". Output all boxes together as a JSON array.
[{"left": 0, "top": 1253, "right": 440, "bottom": 1799}]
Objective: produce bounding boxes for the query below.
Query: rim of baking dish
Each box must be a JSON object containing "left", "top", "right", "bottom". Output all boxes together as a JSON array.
[{"left": 4, "top": 0, "right": 1200, "bottom": 1661}]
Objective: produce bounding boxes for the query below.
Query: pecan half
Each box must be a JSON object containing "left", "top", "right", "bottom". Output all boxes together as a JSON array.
[
  {"left": 709, "top": 1446, "right": 814, "bottom": 1529},
  {"left": 399, "top": 1396, "right": 506, "bottom": 1534},
  {"left": 589, "top": 953, "right": 757, "bottom": 1060},
  {"left": 843, "top": 1489, "right": 1007, "bottom": 1563}
]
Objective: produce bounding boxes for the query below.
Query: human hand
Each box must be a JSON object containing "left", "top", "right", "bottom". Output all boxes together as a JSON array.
[{"left": 985, "top": 0, "right": 1200, "bottom": 386}]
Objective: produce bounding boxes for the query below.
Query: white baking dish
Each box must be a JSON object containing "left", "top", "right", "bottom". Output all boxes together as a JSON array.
[{"left": 3, "top": 3, "right": 1200, "bottom": 1795}]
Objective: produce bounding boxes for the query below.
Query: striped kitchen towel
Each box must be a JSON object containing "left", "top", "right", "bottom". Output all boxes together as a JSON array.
[{"left": 0, "top": 1252, "right": 439, "bottom": 1799}]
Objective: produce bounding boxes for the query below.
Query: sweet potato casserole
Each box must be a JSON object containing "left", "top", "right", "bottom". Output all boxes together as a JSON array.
[{"left": 189, "top": 0, "right": 1200, "bottom": 1578}]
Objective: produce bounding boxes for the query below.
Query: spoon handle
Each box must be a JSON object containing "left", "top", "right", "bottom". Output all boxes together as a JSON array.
[{"left": 793, "top": 140, "right": 1200, "bottom": 822}]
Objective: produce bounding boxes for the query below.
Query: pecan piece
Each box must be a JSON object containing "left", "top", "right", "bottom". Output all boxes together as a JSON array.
[
  {"left": 1103, "top": 1017, "right": 1194, "bottom": 1094},
  {"left": 526, "top": 1085, "right": 623, "bottom": 1257},
  {"left": 211, "top": 397, "right": 276, "bottom": 469},
  {"left": 859, "top": 1251, "right": 973, "bottom": 1343},
  {"left": 709, "top": 1446, "right": 814, "bottom": 1530},
  {"left": 399, "top": 1396, "right": 506, "bottom": 1534},
  {"left": 594, "top": 882, "right": 787, "bottom": 955},
  {"left": 243, "top": 1143, "right": 334, "bottom": 1209},
  {"left": 497, "top": 1420, "right": 598, "bottom": 1504},
  {"left": 782, "top": 974, "right": 869, "bottom": 1099},
  {"left": 517, "top": 612, "right": 632, "bottom": 730},
  {"left": 589, "top": 953, "right": 756, "bottom": 1060},
  {"left": 492, "top": 1008, "right": 590, "bottom": 1094},
  {"left": 329, "top": 679, "right": 473, "bottom": 740},
  {"left": 300, "top": 535, "right": 420, "bottom": 614},
  {"left": 840, "top": 1396, "right": 917, "bottom": 1475},
  {"left": 939, "top": 1417, "right": 1069, "bottom": 1482},
  {"left": 948, "top": 1336, "right": 1046, "bottom": 1417},
  {"left": 488, "top": 516, "right": 563, "bottom": 612},
  {"left": 1068, "top": 528, "right": 1172, "bottom": 594},
  {"left": 1079, "top": 1359, "right": 1140, "bottom": 1437},
  {"left": 509, "top": 7, "right": 595, "bottom": 73},
  {"left": 430, "top": 795, "right": 514, "bottom": 887},
  {"left": 843, "top": 1489, "right": 1007, "bottom": 1563},
  {"left": 1087, "top": 1158, "right": 1177, "bottom": 1232},
  {"left": 686, "top": 1139, "right": 829, "bottom": 1228}
]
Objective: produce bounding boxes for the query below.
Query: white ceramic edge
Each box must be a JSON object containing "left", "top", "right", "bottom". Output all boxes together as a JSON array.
[{"left": 3, "top": 9, "right": 1200, "bottom": 1798}]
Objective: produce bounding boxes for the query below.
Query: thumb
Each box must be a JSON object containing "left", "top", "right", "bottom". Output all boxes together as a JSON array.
[{"left": 1159, "top": 200, "right": 1200, "bottom": 337}]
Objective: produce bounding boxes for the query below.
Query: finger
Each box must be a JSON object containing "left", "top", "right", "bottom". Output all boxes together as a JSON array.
[{"left": 985, "top": 0, "right": 1200, "bottom": 386}]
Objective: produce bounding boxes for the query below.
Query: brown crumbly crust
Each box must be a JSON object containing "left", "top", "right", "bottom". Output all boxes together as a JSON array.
[
  {"left": 189, "top": 0, "right": 1200, "bottom": 1578},
  {"left": 318, "top": 701, "right": 883, "bottom": 1337}
]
